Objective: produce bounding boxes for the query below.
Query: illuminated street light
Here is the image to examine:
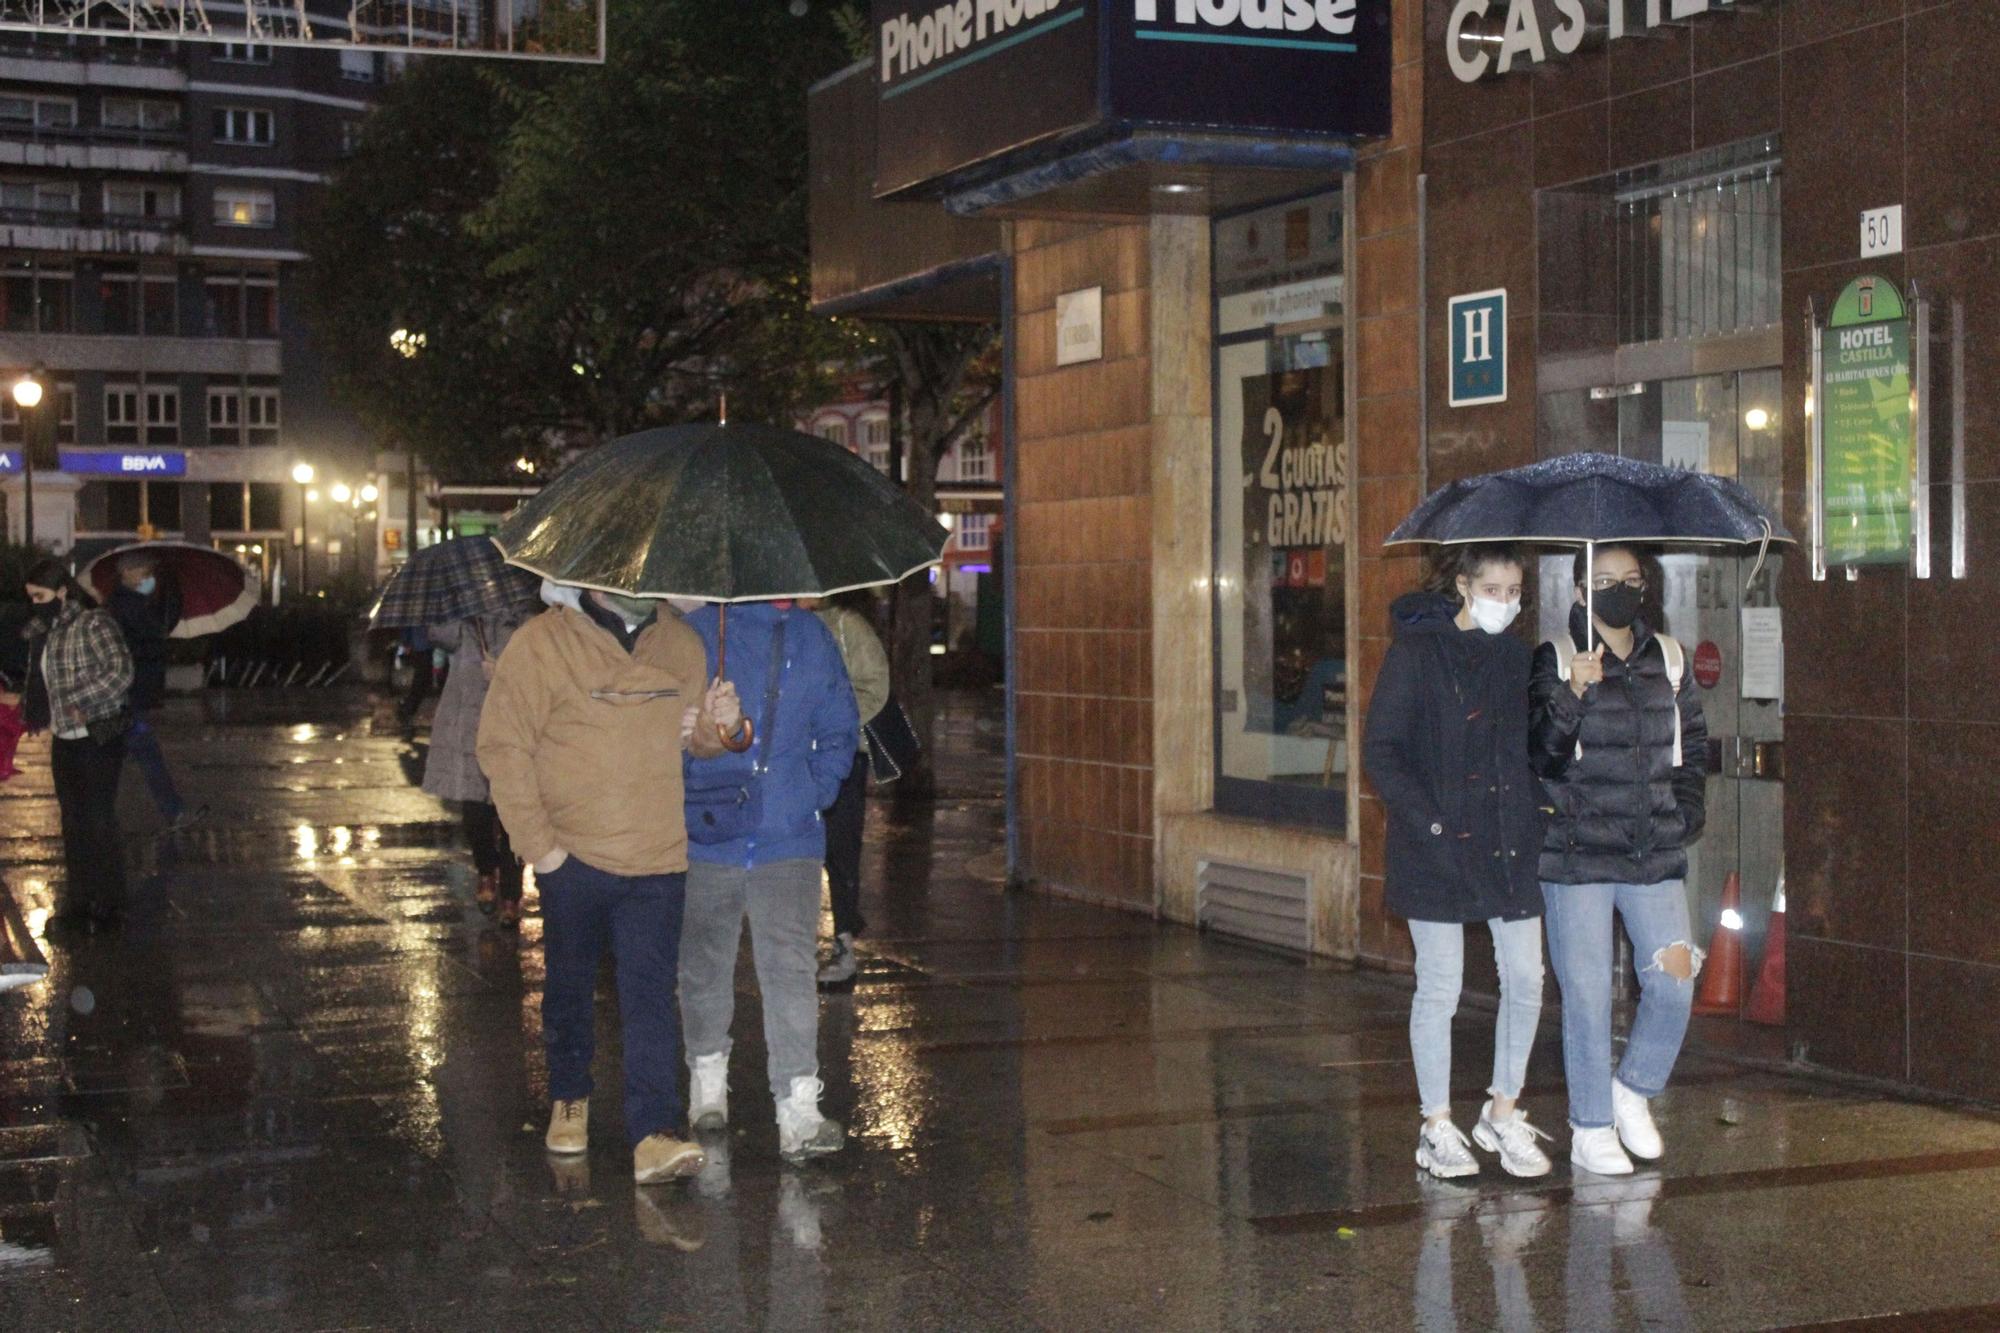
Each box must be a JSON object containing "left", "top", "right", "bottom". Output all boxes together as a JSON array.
[
  {"left": 359, "top": 483, "right": 379, "bottom": 503},
  {"left": 10, "top": 375, "right": 41, "bottom": 409},
  {"left": 390, "top": 328, "right": 427, "bottom": 358},
  {"left": 330, "top": 482, "right": 352, "bottom": 504},
  {"left": 305, "top": 489, "right": 320, "bottom": 504},
  {"left": 291, "top": 462, "right": 315, "bottom": 486},
  {"left": 514, "top": 457, "right": 536, "bottom": 475}
]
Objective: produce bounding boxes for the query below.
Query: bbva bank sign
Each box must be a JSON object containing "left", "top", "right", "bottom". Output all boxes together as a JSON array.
[{"left": 1444, "top": 0, "right": 1749, "bottom": 83}]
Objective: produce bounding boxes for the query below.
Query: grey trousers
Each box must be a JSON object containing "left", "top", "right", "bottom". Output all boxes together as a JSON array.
[{"left": 678, "top": 857, "right": 822, "bottom": 1100}]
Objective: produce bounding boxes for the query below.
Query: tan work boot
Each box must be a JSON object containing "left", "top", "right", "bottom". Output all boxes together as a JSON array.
[
  {"left": 546, "top": 1098, "right": 588, "bottom": 1155},
  {"left": 633, "top": 1133, "right": 705, "bottom": 1184}
]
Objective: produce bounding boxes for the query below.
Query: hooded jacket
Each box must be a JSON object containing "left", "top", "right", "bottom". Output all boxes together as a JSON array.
[
  {"left": 1362, "top": 592, "right": 1546, "bottom": 924},
  {"left": 1529, "top": 604, "right": 1708, "bottom": 886},
  {"left": 107, "top": 584, "right": 178, "bottom": 711},
  {"left": 681, "top": 602, "right": 859, "bottom": 868},
  {"left": 476, "top": 600, "right": 724, "bottom": 878}
]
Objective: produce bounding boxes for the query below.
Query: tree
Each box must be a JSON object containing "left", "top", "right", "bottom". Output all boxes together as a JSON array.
[{"left": 305, "top": 0, "right": 857, "bottom": 479}]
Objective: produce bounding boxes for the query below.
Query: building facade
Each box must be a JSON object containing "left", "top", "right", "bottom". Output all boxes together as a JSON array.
[
  {"left": 0, "top": 19, "right": 383, "bottom": 594},
  {"left": 818, "top": 0, "right": 2000, "bottom": 1105}
]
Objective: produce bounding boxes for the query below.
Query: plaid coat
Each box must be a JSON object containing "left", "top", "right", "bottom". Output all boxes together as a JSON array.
[{"left": 39, "top": 601, "right": 133, "bottom": 727}]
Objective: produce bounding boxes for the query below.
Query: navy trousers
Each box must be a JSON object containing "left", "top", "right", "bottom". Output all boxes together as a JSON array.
[{"left": 539, "top": 857, "right": 687, "bottom": 1145}]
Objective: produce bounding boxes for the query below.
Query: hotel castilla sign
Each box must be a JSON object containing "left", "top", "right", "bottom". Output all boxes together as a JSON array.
[
  {"left": 871, "top": 0, "right": 1391, "bottom": 198},
  {"left": 1443, "top": 0, "right": 1748, "bottom": 83}
]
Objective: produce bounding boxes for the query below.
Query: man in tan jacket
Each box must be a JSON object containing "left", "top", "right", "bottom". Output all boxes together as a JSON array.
[{"left": 477, "top": 583, "right": 740, "bottom": 1184}]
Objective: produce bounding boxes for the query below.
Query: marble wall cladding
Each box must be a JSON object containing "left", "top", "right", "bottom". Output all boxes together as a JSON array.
[
  {"left": 1419, "top": 0, "right": 2000, "bottom": 1093},
  {"left": 1013, "top": 221, "right": 1156, "bottom": 910}
]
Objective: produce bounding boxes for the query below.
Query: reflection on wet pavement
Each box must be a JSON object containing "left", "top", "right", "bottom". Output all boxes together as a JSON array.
[{"left": 1, "top": 688, "right": 1999, "bottom": 1329}]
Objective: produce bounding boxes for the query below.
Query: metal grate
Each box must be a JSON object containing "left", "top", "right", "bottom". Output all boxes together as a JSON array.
[
  {"left": 1615, "top": 144, "right": 1782, "bottom": 346},
  {"left": 1197, "top": 860, "right": 1310, "bottom": 954}
]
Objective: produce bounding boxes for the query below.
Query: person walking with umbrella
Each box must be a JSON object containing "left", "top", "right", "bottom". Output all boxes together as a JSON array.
[
  {"left": 475, "top": 581, "right": 742, "bottom": 1183},
  {"left": 1363, "top": 544, "right": 1554, "bottom": 1180},
  {"left": 1530, "top": 543, "right": 1708, "bottom": 1176},
  {"left": 423, "top": 609, "right": 531, "bottom": 929},
  {"left": 676, "top": 597, "right": 859, "bottom": 1160},
  {"left": 105, "top": 551, "right": 203, "bottom": 831}
]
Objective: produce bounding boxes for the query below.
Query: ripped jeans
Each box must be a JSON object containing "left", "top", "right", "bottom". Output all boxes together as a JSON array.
[{"left": 1542, "top": 879, "right": 1703, "bottom": 1130}]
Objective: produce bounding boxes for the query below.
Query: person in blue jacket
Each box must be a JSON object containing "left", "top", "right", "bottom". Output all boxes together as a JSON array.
[{"left": 675, "top": 598, "right": 859, "bottom": 1162}]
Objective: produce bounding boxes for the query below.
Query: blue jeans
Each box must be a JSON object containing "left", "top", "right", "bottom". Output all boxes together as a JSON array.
[
  {"left": 1542, "top": 880, "right": 1702, "bottom": 1129},
  {"left": 540, "top": 858, "right": 687, "bottom": 1145},
  {"left": 126, "top": 715, "right": 182, "bottom": 821},
  {"left": 1408, "top": 917, "right": 1545, "bottom": 1119}
]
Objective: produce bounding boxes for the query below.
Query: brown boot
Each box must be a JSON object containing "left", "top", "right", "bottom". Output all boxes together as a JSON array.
[
  {"left": 633, "top": 1133, "right": 705, "bottom": 1184},
  {"left": 497, "top": 896, "right": 522, "bottom": 931},
  {"left": 475, "top": 873, "right": 499, "bottom": 914}
]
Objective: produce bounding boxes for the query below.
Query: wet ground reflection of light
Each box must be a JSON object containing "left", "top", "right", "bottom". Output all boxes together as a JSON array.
[
  {"left": 289, "top": 724, "right": 317, "bottom": 743},
  {"left": 293, "top": 825, "right": 316, "bottom": 861},
  {"left": 846, "top": 1027, "right": 930, "bottom": 1152}
]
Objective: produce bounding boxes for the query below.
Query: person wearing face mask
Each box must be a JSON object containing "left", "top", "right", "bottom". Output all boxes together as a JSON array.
[
  {"left": 476, "top": 579, "right": 743, "bottom": 1184},
  {"left": 107, "top": 552, "right": 203, "bottom": 832},
  {"left": 1529, "top": 543, "right": 1708, "bottom": 1178},
  {"left": 7, "top": 559, "right": 135, "bottom": 931},
  {"left": 1363, "top": 544, "right": 1552, "bottom": 1181}
]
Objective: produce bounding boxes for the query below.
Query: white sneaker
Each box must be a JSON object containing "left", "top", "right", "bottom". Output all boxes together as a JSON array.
[
  {"left": 1570, "top": 1124, "right": 1634, "bottom": 1176},
  {"left": 1611, "top": 1080, "right": 1664, "bottom": 1160},
  {"left": 817, "top": 933, "right": 858, "bottom": 987},
  {"left": 1414, "top": 1118, "right": 1479, "bottom": 1179},
  {"left": 688, "top": 1051, "right": 729, "bottom": 1130},
  {"left": 776, "top": 1076, "right": 845, "bottom": 1162},
  {"left": 1470, "top": 1100, "right": 1554, "bottom": 1178}
]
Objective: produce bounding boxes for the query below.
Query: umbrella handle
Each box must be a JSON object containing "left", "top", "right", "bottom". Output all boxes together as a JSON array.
[{"left": 718, "top": 716, "right": 755, "bottom": 752}]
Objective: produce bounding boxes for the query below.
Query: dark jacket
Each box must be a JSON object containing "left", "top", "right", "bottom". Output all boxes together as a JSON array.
[
  {"left": 682, "top": 603, "right": 860, "bottom": 869},
  {"left": 108, "top": 585, "right": 178, "bottom": 711},
  {"left": 1529, "top": 604, "right": 1708, "bottom": 886},
  {"left": 1362, "top": 593, "right": 1546, "bottom": 924}
]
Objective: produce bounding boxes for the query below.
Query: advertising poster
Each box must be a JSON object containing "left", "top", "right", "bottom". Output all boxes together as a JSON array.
[
  {"left": 1238, "top": 364, "right": 1347, "bottom": 740},
  {"left": 1821, "top": 275, "right": 1913, "bottom": 567}
]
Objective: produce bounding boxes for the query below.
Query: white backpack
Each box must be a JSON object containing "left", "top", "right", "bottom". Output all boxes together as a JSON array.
[{"left": 1548, "top": 633, "right": 1685, "bottom": 768}]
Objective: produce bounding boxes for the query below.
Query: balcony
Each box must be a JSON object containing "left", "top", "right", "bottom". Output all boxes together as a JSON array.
[
  {"left": 0, "top": 46, "right": 186, "bottom": 92},
  {"left": 0, "top": 211, "right": 187, "bottom": 256},
  {"left": 0, "top": 127, "right": 187, "bottom": 173},
  {"left": 0, "top": 329, "right": 279, "bottom": 377}
]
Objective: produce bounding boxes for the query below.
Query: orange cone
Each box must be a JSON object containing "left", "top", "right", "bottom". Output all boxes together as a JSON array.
[
  {"left": 1746, "top": 874, "right": 1786, "bottom": 1026},
  {"left": 1691, "top": 871, "right": 1744, "bottom": 1016}
]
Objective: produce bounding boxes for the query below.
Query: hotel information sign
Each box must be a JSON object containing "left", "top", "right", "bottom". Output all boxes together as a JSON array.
[{"left": 1820, "top": 275, "right": 1912, "bottom": 567}]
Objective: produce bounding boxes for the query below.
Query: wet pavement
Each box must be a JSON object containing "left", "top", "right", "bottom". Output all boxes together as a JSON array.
[{"left": 2, "top": 687, "right": 1999, "bottom": 1331}]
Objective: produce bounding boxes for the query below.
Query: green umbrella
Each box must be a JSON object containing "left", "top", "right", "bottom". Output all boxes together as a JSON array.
[
  {"left": 494, "top": 422, "right": 946, "bottom": 602},
  {"left": 494, "top": 421, "right": 949, "bottom": 750}
]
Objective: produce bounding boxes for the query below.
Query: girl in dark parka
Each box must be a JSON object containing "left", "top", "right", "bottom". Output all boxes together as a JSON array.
[{"left": 1363, "top": 545, "right": 1552, "bottom": 1180}]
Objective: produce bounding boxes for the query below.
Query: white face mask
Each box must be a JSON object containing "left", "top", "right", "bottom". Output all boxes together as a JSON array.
[{"left": 1467, "top": 594, "right": 1521, "bottom": 635}]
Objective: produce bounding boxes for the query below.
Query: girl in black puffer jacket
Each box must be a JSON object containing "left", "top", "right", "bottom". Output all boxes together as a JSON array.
[
  {"left": 1529, "top": 543, "right": 1708, "bottom": 1178},
  {"left": 1364, "top": 544, "right": 1553, "bottom": 1182}
]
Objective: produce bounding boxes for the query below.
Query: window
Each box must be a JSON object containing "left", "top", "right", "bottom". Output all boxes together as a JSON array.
[
  {"left": 101, "top": 481, "right": 143, "bottom": 532},
  {"left": 105, "top": 265, "right": 176, "bottom": 335},
  {"left": 339, "top": 119, "right": 365, "bottom": 156},
  {"left": 104, "top": 182, "right": 181, "bottom": 222},
  {"left": 954, "top": 514, "right": 991, "bottom": 552},
  {"left": 0, "top": 383, "right": 75, "bottom": 446},
  {"left": 216, "top": 42, "right": 273, "bottom": 63},
  {"left": 101, "top": 98, "right": 180, "bottom": 134},
  {"left": 859, "top": 414, "right": 891, "bottom": 474},
  {"left": 107, "top": 384, "right": 176, "bottom": 445},
  {"left": 208, "top": 386, "right": 278, "bottom": 446},
  {"left": 0, "top": 95, "right": 76, "bottom": 131},
  {"left": 2, "top": 259, "right": 73, "bottom": 333},
  {"left": 816, "top": 417, "right": 849, "bottom": 448},
  {"left": 204, "top": 268, "right": 278, "bottom": 337},
  {"left": 213, "top": 187, "right": 275, "bottom": 228},
  {"left": 1212, "top": 189, "right": 1348, "bottom": 828},
  {"left": 340, "top": 50, "right": 378, "bottom": 82},
  {"left": 209, "top": 482, "right": 248, "bottom": 531},
  {"left": 953, "top": 436, "right": 993, "bottom": 482},
  {"left": 212, "top": 106, "right": 275, "bottom": 146},
  {"left": 248, "top": 482, "right": 283, "bottom": 531},
  {"left": 0, "top": 180, "right": 79, "bottom": 217}
]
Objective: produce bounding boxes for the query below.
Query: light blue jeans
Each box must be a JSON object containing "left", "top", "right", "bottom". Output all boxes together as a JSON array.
[
  {"left": 1542, "top": 879, "right": 1702, "bottom": 1129},
  {"left": 1409, "top": 917, "right": 1545, "bottom": 1119}
]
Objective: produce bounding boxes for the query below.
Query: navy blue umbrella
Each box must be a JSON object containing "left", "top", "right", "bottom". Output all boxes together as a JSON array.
[{"left": 1386, "top": 451, "right": 1791, "bottom": 641}]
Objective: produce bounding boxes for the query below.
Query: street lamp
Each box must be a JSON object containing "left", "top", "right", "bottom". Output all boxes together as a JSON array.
[
  {"left": 359, "top": 483, "right": 378, "bottom": 503},
  {"left": 330, "top": 482, "right": 351, "bottom": 504},
  {"left": 11, "top": 367, "right": 43, "bottom": 547},
  {"left": 291, "top": 463, "right": 315, "bottom": 597}
]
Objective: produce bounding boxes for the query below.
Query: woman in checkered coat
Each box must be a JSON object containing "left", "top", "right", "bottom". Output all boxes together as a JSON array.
[{"left": 11, "top": 559, "right": 134, "bottom": 930}]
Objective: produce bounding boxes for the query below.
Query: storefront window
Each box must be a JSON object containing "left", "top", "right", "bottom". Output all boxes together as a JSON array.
[{"left": 1212, "top": 190, "right": 1349, "bottom": 828}]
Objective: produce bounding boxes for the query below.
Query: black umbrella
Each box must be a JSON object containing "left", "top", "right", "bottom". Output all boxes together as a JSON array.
[
  {"left": 495, "top": 421, "right": 947, "bottom": 750},
  {"left": 1385, "top": 451, "right": 1792, "bottom": 642}
]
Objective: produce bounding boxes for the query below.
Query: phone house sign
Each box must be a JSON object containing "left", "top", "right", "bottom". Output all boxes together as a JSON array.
[{"left": 1444, "top": 0, "right": 1749, "bottom": 83}]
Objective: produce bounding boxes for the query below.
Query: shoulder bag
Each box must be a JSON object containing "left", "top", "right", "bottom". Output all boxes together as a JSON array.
[{"left": 686, "top": 618, "right": 786, "bottom": 845}]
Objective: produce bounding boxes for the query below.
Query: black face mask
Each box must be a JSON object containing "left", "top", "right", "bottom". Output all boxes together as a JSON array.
[
  {"left": 28, "top": 599, "right": 58, "bottom": 624},
  {"left": 1590, "top": 583, "right": 1643, "bottom": 630}
]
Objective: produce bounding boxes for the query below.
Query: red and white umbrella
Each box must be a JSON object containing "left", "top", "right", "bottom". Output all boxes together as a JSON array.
[{"left": 83, "top": 541, "right": 260, "bottom": 639}]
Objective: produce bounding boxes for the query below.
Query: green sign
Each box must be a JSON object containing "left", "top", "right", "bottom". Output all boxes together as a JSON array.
[{"left": 1821, "top": 274, "right": 1913, "bottom": 567}]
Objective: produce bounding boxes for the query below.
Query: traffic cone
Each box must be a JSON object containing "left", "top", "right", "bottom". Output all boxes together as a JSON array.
[
  {"left": 1746, "top": 873, "right": 1787, "bottom": 1026},
  {"left": 1691, "top": 871, "right": 1745, "bottom": 1016}
]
